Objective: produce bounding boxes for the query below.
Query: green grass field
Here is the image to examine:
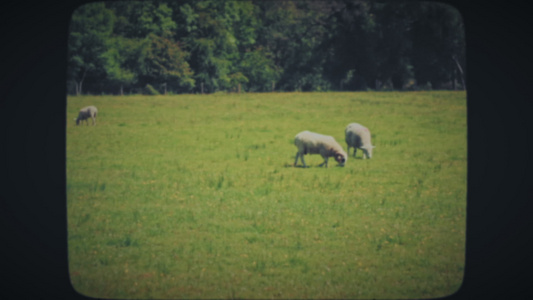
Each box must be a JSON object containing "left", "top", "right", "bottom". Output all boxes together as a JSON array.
[{"left": 67, "top": 91, "right": 467, "bottom": 299}]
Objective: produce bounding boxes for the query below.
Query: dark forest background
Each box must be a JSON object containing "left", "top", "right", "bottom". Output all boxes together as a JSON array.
[{"left": 68, "top": 0, "right": 465, "bottom": 95}]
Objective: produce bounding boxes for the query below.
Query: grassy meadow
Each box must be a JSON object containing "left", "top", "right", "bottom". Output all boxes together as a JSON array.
[{"left": 67, "top": 91, "right": 467, "bottom": 299}]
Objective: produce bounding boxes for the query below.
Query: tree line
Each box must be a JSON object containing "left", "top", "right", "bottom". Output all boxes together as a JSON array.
[{"left": 67, "top": 0, "right": 465, "bottom": 95}]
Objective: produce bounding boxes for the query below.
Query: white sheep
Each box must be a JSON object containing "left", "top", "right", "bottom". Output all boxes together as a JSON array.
[
  {"left": 75, "top": 106, "right": 98, "bottom": 126},
  {"left": 345, "top": 123, "right": 375, "bottom": 159},
  {"left": 294, "top": 131, "right": 347, "bottom": 168}
]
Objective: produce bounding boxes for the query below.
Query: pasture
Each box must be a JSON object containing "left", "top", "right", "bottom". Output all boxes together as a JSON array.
[{"left": 67, "top": 91, "right": 467, "bottom": 299}]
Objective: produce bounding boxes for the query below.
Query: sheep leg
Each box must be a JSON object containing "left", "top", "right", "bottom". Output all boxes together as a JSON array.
[
  {"left": 362, "top": 149, "right": 369, "bottom": 159},
  {"left": 318, "top": 157, "right": 328, "bottom": 168},
  {"left": 295, "top": 152, "right": 307, "bottom": 167},
  {"left": 300, "top": 153, "right": 307, "bottom": 167},
  {"left": 353, "top": 147, "right": 357, "bottom": 157}
]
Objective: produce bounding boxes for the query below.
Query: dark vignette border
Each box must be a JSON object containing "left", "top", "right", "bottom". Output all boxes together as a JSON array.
[{"left": 0, "top": 0, "right": 531, "bottom": 299}]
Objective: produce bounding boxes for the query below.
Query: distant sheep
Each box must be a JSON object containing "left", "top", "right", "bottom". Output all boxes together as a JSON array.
[
  {"left": 294, "top": 131, "right": 347, "bottom": 168},
  {"left": 75, "top": 106, "right": 98, "bottom": 126},
  {"left": 345, "top": 123, "right": 375, "bottom": 159}
]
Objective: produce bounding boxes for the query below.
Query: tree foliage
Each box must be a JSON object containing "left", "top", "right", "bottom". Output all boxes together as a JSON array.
[
  {"left": 68, "top": 2, "right": 114, "bottom": 95},
  {"left": 67, "top": 0, "right": 465, "bottom": 95},
  {"left": 138, "top": 33, "right": 194, "bottom": 93},
  {"left": 101, "top": 37, "right": 139, "bottom": 95}
]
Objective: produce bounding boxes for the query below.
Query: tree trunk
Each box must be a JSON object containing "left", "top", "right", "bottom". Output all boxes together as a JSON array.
[
  {"left": 452, "top": 68, "right": 457, "bottom": 90},
  {"left": 375, "top": 79, "right": 381, "bottom": 90},
  {"left": 391, "top": 74, "right": 403, "bottom": 90},
  {"left": 76, "top": 69, "right": 87, "bottom": 96},
  {"left": 452, "top": 56, "right": 466, "bottom": 90}
]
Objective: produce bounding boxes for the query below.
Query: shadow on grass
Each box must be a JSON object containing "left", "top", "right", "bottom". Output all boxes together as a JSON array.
[
  {"left": 284, "top": 163, "right": 345, "bottom": 168},
  {"left": 284, "top": 163, "right": 307, "bottom": 168}
]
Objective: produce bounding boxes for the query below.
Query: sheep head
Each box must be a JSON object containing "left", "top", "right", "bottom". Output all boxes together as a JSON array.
[{"left": 335, "top": 154, "right": 346, "bottom": 166}]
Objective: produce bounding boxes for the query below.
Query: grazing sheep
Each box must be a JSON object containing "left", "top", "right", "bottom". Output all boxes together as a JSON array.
[
  {"left": 75, "top": 106, "right": 98, "bottom": 126},
  {"left": 294, "top": 131, "right": 347, "bottom": 168},
  {"left": 345, "top": 123, "right": 375, "bottom": 159}
]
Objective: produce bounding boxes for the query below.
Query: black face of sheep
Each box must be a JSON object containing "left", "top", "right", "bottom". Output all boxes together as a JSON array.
[
  {"left": 75, "top": 116, "right": 86, "bottom": 126},
  {"left": 335, "top": 154, "right": 346, "bottom": 166}
]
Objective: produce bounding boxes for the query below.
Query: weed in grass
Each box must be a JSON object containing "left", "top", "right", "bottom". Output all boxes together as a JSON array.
[
  {"left": 208, "top": 173, "right": 226, "bottom": 190},
  {"left": 253, "top": 259, "right": 267, "bottom": 274},
  {"left": 78, "top": 213, "right": 91, "bottom": 225},
  {"left": 106, "top": 235, "right": 138, "bottom": 248},
  {"left": 288, "top": 257, "right": 309, "bottom": 273},
  {"left": 245, "top": 236, "right": 260, "bottom": 244},
  {"left": 254, "top": 184, "right": 272, "bottom": 196},
  {"left": 332, "top": 221, "right": 341, "bottom": 229}
]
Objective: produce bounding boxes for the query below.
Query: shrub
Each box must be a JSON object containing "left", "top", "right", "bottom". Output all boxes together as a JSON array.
[{"left": 143, "top": 84, "right": 160, "bottom": 95}]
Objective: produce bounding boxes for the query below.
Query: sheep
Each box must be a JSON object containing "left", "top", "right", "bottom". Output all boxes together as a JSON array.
[
  {"left": 345, "top": 123, "right": 375, "bottom": 159},
  {"left": 294, "top": 131, "right": 347, "bottom": 168},
  {"left": 75, "top": 106, "right": 98, "bottom": 126}
]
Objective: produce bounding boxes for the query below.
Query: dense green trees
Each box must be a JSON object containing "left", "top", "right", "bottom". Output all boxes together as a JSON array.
[
  {"left": 68, "top": 2, "right": 114, "bottom": 95},
  {"left": 67, "top": 0, "right": 465, "bottom": 95}
]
